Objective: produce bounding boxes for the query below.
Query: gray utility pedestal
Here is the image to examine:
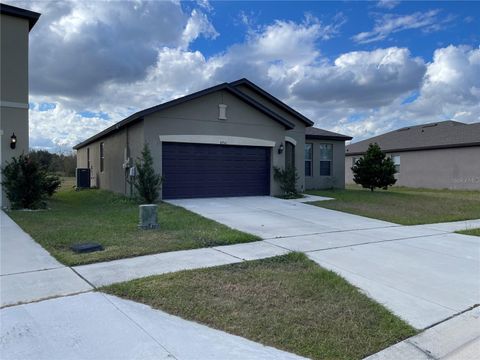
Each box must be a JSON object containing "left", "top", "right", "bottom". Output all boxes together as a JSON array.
[{"left": 138, "top": 204, "right": 160, "bottom": 230}]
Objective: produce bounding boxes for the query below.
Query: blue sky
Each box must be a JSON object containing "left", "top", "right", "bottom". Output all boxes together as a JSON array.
[{"left": 10, "top": 0, "right": 480, "bottom": 152}]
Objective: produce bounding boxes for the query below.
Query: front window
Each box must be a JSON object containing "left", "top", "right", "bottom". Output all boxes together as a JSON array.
[
  {"left": 100, "top": 142, "right": 105, "bottom": 172},
  {"left": 392, "top": 155, "right": 400, "bottom": 173},
  {"left": 305, "top": 143, "right": 313, "bottom": 176},
  {"left": 319, "top": 144, "right": 333, "bottom": 176}
]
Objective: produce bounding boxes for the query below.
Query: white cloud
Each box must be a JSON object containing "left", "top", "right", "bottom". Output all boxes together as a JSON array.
[
  {"left": 353, "top": 10, "right": 453, "bottom": 44},
  {"left": 19, "top": 2, "right": 479, "bottom": 150},
  {"left": 376, "top": 0, "right": 401, "bottom": 10},
  {"left": 290, "top": 47, "right": 426, "bottom": 108}
]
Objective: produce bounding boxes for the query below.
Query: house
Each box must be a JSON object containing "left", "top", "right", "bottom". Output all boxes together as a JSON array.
[
  {"left": 74, "top": 79, "right": 352, "bottom": 199},
  {"left": 0, "top": 3, "right": 41, "bottom": 207},
  {"left": 345, "top": 120, "right": 480, "bottom": 190}
]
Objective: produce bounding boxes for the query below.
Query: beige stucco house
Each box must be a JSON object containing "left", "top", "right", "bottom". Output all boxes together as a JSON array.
[
  {"left": 74, "top": 79, "right": 352, "bottom": 199},
  {"left": 345, "top": 121, "right": 480, "bottom": 190},
  {"left": 0, "top": 4, "right": 40, "bottom": 207}
]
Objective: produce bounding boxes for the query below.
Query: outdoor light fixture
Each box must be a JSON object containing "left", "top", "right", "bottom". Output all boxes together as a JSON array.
[
  {"left": 10, "top": 133, "right": 17, "bottom": 149},
  {"left": 278, "top": 143, "right": 284, "bottom": 154}
]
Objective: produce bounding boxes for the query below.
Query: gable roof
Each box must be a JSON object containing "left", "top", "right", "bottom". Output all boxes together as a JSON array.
[
  {"left": 0, "top": 3, "right": 40, "bottom": 31},
  {"left": 346, "top": 120, "right": 480, "bottom": 155},
  {"left": 230, "top": 78, "right": 314, "bottom": 127},
  {"left": 306, "top": 127, "right": 352, "bottom": 141},
  {"left": 73, "top": 81, "right": 296, "bottom": 150}
]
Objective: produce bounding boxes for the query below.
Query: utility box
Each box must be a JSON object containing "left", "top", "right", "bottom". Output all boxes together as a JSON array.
[{"left": 76, "top": 168, "right": 91, "bottom": 189}]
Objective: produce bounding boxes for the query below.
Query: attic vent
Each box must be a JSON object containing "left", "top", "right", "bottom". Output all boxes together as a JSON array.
[
  {"left": 422, "top": 123, "right": 438, "bottom": 129},
  {"left": 218, "top": 104, "right": 227, "bottom": 120},
  {"left": 397, "top": 127, "right": 410, "bottom": 132}
]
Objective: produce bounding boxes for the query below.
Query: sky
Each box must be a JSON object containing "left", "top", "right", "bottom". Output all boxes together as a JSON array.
[{"left": 6, "top": 0, "right": 480, "bottom": 152}]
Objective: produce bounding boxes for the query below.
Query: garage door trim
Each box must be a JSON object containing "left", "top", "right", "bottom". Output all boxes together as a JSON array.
[{"left": 159, "top": 135, "right": 276, "bottom": 147}]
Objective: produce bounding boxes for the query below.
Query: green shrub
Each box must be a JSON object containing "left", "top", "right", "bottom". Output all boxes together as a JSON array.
[
  {"left": 134, "top": 144, "right": 163, "bottom": 203},
  {"left": 273, "top": 166, "right": 300, "bottom": 198},
  {"left": 1, "top": 154, "right": 61, "bottom": 209},
  {"left": 352, "top": 143, "right": 397, "bottom": 192}
]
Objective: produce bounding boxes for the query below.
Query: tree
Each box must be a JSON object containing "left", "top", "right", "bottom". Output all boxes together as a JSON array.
[
  {"left": 1, "top": 154, "right": 61, "bottom": 209},
  {"left": 134, "top": 144, "right": 163, "bottom": 203},
  {"left": 352, "top": 143, "right": 397, "bottom": 191}
]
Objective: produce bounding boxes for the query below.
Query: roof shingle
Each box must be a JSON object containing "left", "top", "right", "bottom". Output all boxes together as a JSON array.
[{"left": 346, "top": 121, "right": 480, "bottom": 155}]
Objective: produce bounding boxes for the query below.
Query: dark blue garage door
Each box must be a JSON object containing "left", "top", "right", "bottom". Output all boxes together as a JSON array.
[{"left": 162, "top": 142, "right": 271, "bottom": 199}]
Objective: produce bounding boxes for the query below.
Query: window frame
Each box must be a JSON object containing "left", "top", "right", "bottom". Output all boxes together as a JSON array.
[
  {"left": 319, "top": 143, "right": 333, "bottom": 177},
  {"left": 392, "top": 155, "right": 400, "bottom": 173},
  {"left": 87, "top": 147, "right": 90, "bottom": 169},
  {"left": 304, "top": 143, "right": 313, "bottom": 177},
  {"left": 100, "top": 142, "right": 105, "bottom": 172}
]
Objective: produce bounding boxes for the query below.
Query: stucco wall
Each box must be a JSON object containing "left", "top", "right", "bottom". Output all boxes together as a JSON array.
[
  {"left": 305, "top": 139, "right": 346, "bottom": 189},
  {"left": 0, "top": 14, "right": 30, "bottom": 207},
  {"left": 143, "top": 89, "right": 297, "bottom": 197},
  {"left": 234, "top": 85, "right": 308, "bottom": 190},
  {"left": 76, "top": 120, "right": 144, "bottom": 194},
  {"left": 345, "top": 146, "right": 480, "bottom": 190}
]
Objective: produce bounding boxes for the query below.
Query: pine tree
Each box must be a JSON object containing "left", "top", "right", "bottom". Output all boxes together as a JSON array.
[
  {"left": 352, "top": 143, "right": 397, "bottom": 192},
  {"left": 134, "top": 144, "right": 163, "bottom": 203}
]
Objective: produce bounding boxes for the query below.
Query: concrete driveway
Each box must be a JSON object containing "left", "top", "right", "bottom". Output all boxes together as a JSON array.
[
  {"left": 168, "top": 196, "right": 480, "bottom": 329},
  {"left": 168, "top": 196, "right": 395, "bottom": 238}
]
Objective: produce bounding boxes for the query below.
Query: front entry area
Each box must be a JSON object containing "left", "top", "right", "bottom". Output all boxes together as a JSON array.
[{"left": 162, "top": 142, "right": 271, "bottom": 199}]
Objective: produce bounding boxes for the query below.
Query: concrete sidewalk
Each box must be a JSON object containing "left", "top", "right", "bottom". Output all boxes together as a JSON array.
[
  {"left": 1, "top": 291, "right": 304, "bottom": 360},
  {"left": 0, "top": 211, "right": 92, "bottom": 307},
  {"left": 365, "top": 307, "right": 480, "bottom": 360}
]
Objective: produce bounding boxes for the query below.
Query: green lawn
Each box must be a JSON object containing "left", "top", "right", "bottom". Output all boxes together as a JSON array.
[
  {"left": 307, "top": 186, "right": 480, "bottom": 225},
  {"left": 103, "top": 253, "right": 416, "bottom": 360},
  {"left": 456, "top": 228, "right": 480, "bottom": 236},
  {"left": 8, "top": 179, "right": 259, "bottom": 266}
]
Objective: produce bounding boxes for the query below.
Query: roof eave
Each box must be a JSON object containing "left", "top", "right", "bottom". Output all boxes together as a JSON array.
[
  {"left": 306, "top": 134, "right": 353, "bottom": 141},
  {"left": 0, "top": 3, "right": 41, "bottom": 30},
  {"left": 73, "top": 82, "right": 296, "bottom": 150},
  {"left": 346, "top": 142, "right": 480, "bottom": 156},
  {"left": 230, "top": 78, "right": 315, "bottom": 127}
]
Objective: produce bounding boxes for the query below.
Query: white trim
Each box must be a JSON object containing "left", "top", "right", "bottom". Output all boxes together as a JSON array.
[
  {"left": 0, "top": 101, "right": 29, "bottom": 109},
  {"left": 159, "top": 135, "right": 276, "bottom": 147},
  {"left": 285, "top": 136, "right": 297, "bottom": 146}
]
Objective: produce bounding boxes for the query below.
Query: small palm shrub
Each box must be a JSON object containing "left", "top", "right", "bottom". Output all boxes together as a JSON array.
[{"left": 273, "top": 166, "right": 300, "bottom": 198}]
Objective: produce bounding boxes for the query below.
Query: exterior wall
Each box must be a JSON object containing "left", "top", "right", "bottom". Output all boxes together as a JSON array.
[
  {"left": 0, "top": 14, "right": 30, "bottom": 207},
  {"left": 305, "top": 139, "right": 346, "bottom": 189},
  {"left": 143, "top": 89, "right": 294, "bottom": 198},
  {"left": 76, "top": 120, "right": 144, "bottom": 195},
  {"left": 234, "top": 84, "right": 307, "bottom": 191},
  {"left": 345, "top": 146, "right": 480, "bottom": 190}
]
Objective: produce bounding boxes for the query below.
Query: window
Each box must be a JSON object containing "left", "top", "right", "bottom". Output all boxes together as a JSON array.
[
  {"left": 392, "top": 155, "right": 400, "bottom": 173},
  {"left": 305, "top": 143, "right": 313, "bottom": 176},
  {"left": 319, "top": 144, "right": 333, "bottom": 176},
  {"left": 100, "top": 142, "right": 105, "bottom": 172},
  {"left": 87, "top": 148, "right": 90, "bottom": 169}
]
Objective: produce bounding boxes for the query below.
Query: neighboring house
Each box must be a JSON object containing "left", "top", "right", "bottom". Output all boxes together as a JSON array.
[
  {"left": 0, "top": 4, "right": 40, "bottom": 207},
  {"left": 74, "top": 79, "right": 352, "bottom": 199},
  {"left": 345, "top": 120, "right": 480, "bottom": 190}
]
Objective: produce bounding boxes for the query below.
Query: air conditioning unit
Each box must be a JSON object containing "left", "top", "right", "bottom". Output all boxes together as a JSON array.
[{"left": 76, "top": 168, "right": 91, "bottom": 188}]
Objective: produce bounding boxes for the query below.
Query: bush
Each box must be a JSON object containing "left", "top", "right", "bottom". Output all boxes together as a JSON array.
[
  {"left": 1, "top": 154, "right": 61, "bottom": 209},
  {"left": 273, "top": 166, "right": 300, "bottom": 198},
  {"left": 352, "top": 143, "right": 397, "bottom": 191},
  {"left": 134, "top": 144, "right": 163, "bottom": 203}
]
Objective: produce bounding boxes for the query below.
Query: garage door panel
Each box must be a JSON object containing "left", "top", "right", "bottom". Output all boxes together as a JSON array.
[{"left": 162, "top": 142, "right": 270, "bottom": 199}]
